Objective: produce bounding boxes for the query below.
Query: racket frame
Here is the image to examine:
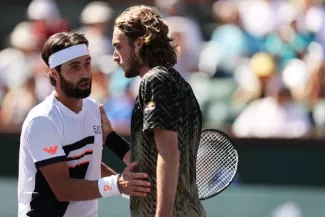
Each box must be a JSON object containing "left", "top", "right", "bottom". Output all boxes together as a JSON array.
[{"left": 197, "top": 128, "right": 239, "bottom": 200}]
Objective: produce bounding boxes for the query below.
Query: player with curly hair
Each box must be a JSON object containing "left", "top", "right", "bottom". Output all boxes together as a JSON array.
[{"left": 107, "top": 5, "right": 207, "bottom": 217}]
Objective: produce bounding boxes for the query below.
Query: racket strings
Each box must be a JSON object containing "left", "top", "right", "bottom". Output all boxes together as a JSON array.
[{"left": 196, "top": 130, "right": 238, "bottom": 199}]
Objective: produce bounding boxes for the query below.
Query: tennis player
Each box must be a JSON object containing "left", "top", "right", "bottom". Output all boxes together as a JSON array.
[
  {"left": 18, "top": 31, "right": 151, "bottom": 217},
  {"left": 110, "top": 5, "right": 207, "bottom": 217}
]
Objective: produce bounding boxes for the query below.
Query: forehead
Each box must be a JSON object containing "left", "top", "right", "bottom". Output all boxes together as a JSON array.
[{"left": 112, "top": 27, "right": 128, "bottom": 44}]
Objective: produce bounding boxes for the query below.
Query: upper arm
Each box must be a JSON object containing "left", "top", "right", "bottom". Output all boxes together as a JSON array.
[
  {"left": 141, "top": 73, "right": 180, "bottom": 153},
  {"left": 24, "top": 117, "right": 68, "bottom": 196},
  {"left": 154, "top": 129, "right": 178, "bottom": 155},
  {"left": 142, "top": 73, "right": 181, "bottom": 132},
  {"left": 25, "top": 117, "right": 66, "bottom": 166},
  {"left": 38, "top": 161, "right": 70, "bottom": 197}
]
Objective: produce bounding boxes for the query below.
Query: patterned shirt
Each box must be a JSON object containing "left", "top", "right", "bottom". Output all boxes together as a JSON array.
[{"left": 130, "top": 66, "right": 206, "bottom": 217}]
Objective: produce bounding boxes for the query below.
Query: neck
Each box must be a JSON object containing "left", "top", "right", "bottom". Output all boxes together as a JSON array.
[
  {"left": 54, "top": 89, "right": 83, "bottom": 113},
  {"left": 139, "top": 65, "right": 153, "bottom": 78}
]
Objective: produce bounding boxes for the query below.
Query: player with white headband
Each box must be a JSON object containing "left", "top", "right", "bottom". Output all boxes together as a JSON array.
[{"left": 18, "top": 31, "right": 151, "bottom": 217}]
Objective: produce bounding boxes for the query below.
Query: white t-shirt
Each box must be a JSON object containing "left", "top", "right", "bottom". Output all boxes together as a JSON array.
[{"left": 18, "top": 91, "right": 104, "bottom": 217}]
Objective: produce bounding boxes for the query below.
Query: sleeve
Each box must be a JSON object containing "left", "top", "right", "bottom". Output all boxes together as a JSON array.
[
  {"left": 142, "top": 74, "right": 180, "bottom": 132},
  {"left": 24, "top": 117, "right": 67, "bottom": 168}
]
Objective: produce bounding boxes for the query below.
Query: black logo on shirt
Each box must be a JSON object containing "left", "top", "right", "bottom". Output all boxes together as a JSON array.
[{"left": 93, "top": 125, "right": 102, "bottom": 134}]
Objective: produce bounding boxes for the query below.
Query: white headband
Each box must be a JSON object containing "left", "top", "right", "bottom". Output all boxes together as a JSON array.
[{"left": 48, "top": 44, "right": 89, "bottom": 69}]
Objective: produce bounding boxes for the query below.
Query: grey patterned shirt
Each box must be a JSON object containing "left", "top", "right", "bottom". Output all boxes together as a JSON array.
[{"left": 130, "top": 66, "right": 206, "bottom": 217}]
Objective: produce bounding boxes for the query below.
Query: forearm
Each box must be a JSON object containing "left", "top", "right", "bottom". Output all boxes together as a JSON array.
[
  {"left": 156, "top": 151, "right": 179, "bottom": 217},
  {"left": 101, "top": 162, "right": 117, "bottom": 177},
  {"left": 56, "top": 173, "right": 121, "bottom": 202},
  {"left": 56, "top": 178, "right": 101, "bottom": 201}
]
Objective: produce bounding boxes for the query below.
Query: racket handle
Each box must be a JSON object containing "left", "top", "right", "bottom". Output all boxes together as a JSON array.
[{"left": 121, "top": 193, "right": 130, "bottom": 199}]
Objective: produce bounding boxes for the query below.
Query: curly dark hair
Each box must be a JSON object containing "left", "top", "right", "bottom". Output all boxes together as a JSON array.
[{"left": 114, "top": 5, "right": 179, "bottom": 68}]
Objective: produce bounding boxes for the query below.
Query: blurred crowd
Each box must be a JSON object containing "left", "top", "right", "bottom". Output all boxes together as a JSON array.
[{"left": 0, "top": 0, "right": 325, "bottom": 138}]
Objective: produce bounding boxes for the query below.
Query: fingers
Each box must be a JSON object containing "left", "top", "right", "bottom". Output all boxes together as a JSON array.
[
  {"left": 99, "top": 105, "right": 105, "bottom": 121},
  {"left": 119, "top": 169, "right": 152, "bottom": 197},
  {"left": 126, "top": 185, "right": 151, "bottom": 197},
  {"left": 131, "top": 186, "right": 151, "bottom": 193},
  {"left": 124, "top": 162, "right": 139, "bottom": 172},
  {"left": 129, "top": 172, "right": 148, "bottom": 179},
  {"left": 130, "top": 192, "right": 148, "bottom": 197},
  {"left": 99, "top": 104, "right": 105, "bottom": 114},
  {"left": 99, "top": 105, "right": 107, "bottom": 120},
  {"left": 129, "top": 180, "right": 151, "bottom": 187},
  {"left": 99, "top": 104, "right": 110, "bottom": 121}
]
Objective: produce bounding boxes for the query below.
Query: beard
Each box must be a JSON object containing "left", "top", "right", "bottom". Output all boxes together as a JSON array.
[
  {"left": 58, "top": 73, "right": 92, "bottom": 99},
  {"left": 123, "top": 49, "right": 144, "bottom": 78}
]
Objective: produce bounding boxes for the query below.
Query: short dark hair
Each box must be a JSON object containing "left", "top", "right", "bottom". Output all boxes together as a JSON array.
[
  {"left": 114, "top": 5, "right": 179, "bottom": 68},
  {"left": 41, "top": 31, "right": 89, "bottom": 86}
]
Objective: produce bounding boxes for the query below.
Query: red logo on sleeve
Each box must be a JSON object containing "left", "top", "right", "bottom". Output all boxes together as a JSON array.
[{"left": 43, "top": 145, "right": 59, "bottom": 155}]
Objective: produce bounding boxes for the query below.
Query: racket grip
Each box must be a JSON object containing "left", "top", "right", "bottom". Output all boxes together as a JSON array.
[{"left": 121, "top": 193, "right": 130, "bottom": 199}]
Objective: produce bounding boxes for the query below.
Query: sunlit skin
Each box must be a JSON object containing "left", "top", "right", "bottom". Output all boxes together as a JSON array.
[
  {"left": 49, "top": 55, "right": 92, "bottom": 113},
  {"left": 112, "top": 27, "right": 150, "bottom": 78}
]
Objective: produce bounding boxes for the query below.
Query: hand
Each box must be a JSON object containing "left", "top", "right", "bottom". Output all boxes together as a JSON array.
[
  {"left": 99, "top": 104, "right": 113, "bottom": 143},
  {"left": 118, "top": 162, "right": 151, "bottom": 197}
]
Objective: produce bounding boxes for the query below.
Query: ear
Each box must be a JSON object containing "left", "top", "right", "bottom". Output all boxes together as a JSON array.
[
  {"left": 134, "top": 37, "right": 145, "bottom": 51},
  {"left": 49, "top": 69, "right": 59, "bottom": 82}
]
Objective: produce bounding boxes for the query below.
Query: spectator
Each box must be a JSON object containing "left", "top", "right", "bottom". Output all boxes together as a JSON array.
[
  {"left": 79, "top": 1, "right": 114, "bottom": 61},
  {"left": 156, "top": 0, "right": 204, "bottom": 77},
  {"left": 27, "top": 0, "right": 70, "bottom": 50},
  {"left": 232, "top": 84, "right": 312, "bottom": 138},
  {"left": 0, "top": 21, "right": 40, "bottom": 90},
  {"left": 199, "top": 0, "right": 252, "bottom": 78},
  {"left": 0, "top": 77, "right": 38, "bottom": 126}
]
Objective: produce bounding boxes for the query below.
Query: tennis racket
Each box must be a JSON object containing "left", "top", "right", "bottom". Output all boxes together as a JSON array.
[
  {"left": 196, "top": 128, "right": 239, "bottom": 200},
  {"left": 122, "top": 128, "right": 239, "bottom": 200}
]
